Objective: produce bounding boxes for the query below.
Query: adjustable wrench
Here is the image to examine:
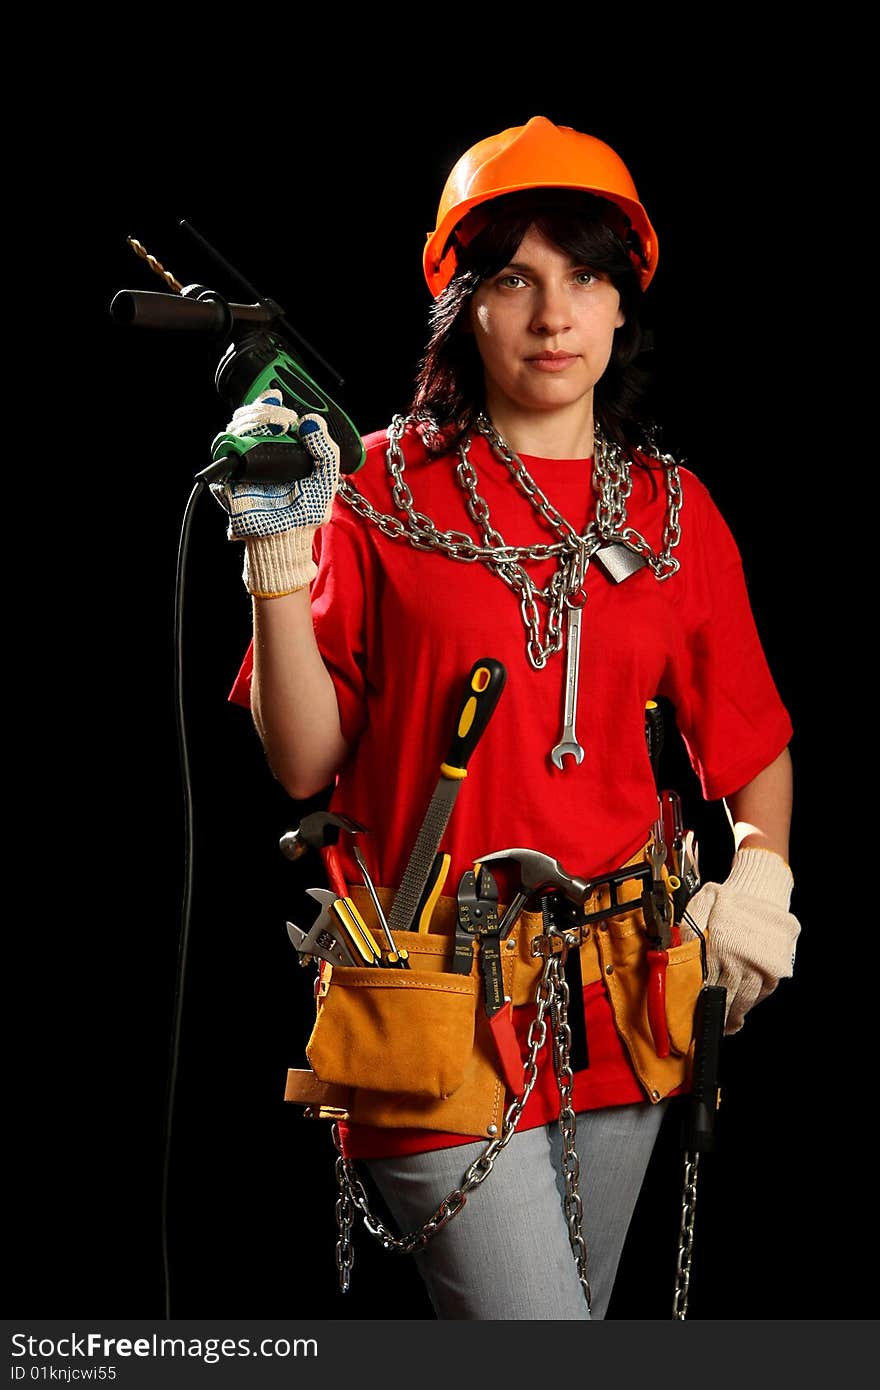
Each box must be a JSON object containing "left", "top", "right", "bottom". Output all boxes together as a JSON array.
[
  {"left": 286, "top": 919, "right": 357, "bottom": 970},
  {"left": 287, "top": 888, "right": 360, "bottom": 968}
]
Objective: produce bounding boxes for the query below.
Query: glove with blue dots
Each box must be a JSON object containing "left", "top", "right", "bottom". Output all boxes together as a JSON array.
[
  {"left": 211, "top": 391, "right": 341, "bottom": 537},
  {"left": 210, "top": 391, "right": 341, "bottom": 597}
]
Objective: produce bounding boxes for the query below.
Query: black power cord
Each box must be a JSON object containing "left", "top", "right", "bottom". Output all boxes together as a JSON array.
[
  {"left": 115, "top": 222, "right": 357, "bottom": 1319},
  {"left": 162, "top": 475, "right": 208, "bottom": 1319}
]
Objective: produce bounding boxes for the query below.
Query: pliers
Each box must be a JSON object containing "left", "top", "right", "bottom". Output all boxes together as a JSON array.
[{"left": 455, "top": 866, "right": 524, "bottom": 1095}]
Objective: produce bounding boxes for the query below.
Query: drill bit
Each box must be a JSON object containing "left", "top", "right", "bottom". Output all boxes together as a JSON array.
[{"left": 126, "top": 237, "right": 183, "bottom": 294}]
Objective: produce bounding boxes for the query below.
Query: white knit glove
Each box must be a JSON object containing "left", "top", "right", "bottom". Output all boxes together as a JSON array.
[
  {"left": 210, "top": 393, "right": 340, "bottom": 597},
  {"left": 681, "top": 848, "right": 800, "bottom": 1035}
]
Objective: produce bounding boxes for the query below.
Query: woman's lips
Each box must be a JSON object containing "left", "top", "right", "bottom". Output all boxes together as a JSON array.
[{"left": 525, "top": 353, "right": 579, "bottom": 372}]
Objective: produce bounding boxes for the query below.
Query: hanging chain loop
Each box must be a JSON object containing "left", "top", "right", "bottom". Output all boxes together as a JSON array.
[
  {"left": 332, "top": 927, "right": 591, "bottom": 1308},
  {"left": 332, "top": 915, "right": 704, "bottom": 1318}
]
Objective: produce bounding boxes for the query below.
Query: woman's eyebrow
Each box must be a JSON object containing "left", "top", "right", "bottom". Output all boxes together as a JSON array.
[{"left": 498, "top": 257, "right": 591, "bottom": 273}]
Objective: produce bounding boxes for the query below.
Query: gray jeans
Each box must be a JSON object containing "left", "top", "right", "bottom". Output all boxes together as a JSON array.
[{"left": 365, "top": 1100, "right": 666, "bottom": 1320}]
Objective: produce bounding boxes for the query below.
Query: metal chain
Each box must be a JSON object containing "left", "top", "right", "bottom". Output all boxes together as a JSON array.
[
  {"left": 337, "top": 412, "right": 683, "bottom": 671},
  {"left": 456, "top": 426, "right": 596, "bottom": 668},
  {"left": 332, "top": 954, "right": 555, "bottom": 1266},
  {"left": 334, "top": 1154, "right": 357, "bottom": 1295},
  {"left": 549, "top": 938, "right": 591, "bottom": 1304},
  {"left": 672, "top": 1151, "right": 700, "bottom": 1319},
  {"left": 332, "top": 940, "right": 591, "bottom": 1309},
  {"left": 332, "top": 928, "right": 704, "bottom": 1318}
]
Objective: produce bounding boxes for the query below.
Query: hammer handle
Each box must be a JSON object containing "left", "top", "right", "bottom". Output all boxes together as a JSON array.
[
  {"left": 498, "top": 890, "right": 529, "bottom": 939},
  {"left": 321, "top": 844, "right": 348, "bottom": 900}
]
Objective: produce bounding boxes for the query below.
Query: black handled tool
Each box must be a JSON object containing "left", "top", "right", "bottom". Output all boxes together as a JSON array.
[
  {"left": 645, "top": 699, "right": 665, "bottom": 787},
  {"left": 110, "top": 229, "right": 366, "bottom": 486},
  {"left": 453, "top": 865, "right": 500, "bottom": 981},
  {"left": 682, "top": 985, "right": 726, "bottom": 1152},
  {"left": 387, "top": 658, "right": 507, "bottom": 939}
]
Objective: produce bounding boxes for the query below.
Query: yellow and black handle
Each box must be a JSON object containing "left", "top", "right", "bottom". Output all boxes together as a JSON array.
[
  {"left": 386, "top": 658, "right": 507, "bottom": 941},
  {"left": 441, "top": 658, "right": 508, "bottom": 777}
]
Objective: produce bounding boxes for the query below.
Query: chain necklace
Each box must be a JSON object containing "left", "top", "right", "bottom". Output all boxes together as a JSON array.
[{"left": 337, "top": 411, "right": 683, "bottom": 670}]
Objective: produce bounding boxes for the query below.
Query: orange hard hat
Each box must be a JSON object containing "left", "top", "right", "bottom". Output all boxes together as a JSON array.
[{"left": 423, "top": 115, "right": 658, "bottom": 297}]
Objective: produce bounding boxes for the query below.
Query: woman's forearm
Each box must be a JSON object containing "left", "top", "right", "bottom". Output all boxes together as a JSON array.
[
  {"left": 724, "top": 745, "right": 793, "bottom": 862},
  {"left": 250, "top": 589, "right": 348, "bottom": 799}
]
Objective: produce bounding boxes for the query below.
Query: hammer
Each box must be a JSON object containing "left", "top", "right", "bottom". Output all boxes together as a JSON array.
[
  {"left": 475, "top": 848, "right": 593, "bottom": 938},
  {"left": 279, "top": 811, "right": 366, "bottom": 901},
  {"left": 279, "top": 811, "right": 403, "bottom": 961},
  {"left": 279, "top": 810, "right": 367, "bottom": 861}
]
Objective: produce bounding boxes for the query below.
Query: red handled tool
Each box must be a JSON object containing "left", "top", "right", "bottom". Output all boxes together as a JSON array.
[{"left": 647, "top": 950, "right": 672, "bottom": 1059}]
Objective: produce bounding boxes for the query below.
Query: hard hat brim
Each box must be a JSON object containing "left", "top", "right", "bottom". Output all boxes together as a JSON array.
[{"left": 424, "top": 180, "right": 658, "bottom": 297}]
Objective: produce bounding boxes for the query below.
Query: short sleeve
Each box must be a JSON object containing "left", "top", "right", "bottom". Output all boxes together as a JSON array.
[
  {"left": 661, "top": 478, "right": 793, "bottom": 800},
  {"left": 308, "top": 505, "right": 377, "bottom": 748},
  {"left": 228, "top": 641, "right": 254, "bottom": 708}
]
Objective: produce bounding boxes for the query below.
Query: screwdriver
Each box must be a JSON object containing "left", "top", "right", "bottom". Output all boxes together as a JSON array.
[
  {"left": 329, "top": 898, "right": 384, "bottom": 967},
  {"left": 350, "top": 843, "right": 409, "bottom": 968}
]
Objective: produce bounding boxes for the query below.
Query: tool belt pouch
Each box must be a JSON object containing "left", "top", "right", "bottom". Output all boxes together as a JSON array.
[
  {"left": 661, "top": 937, "right": 706, "bottom": 1056},
  {"left": 599, "top": 925, "right": 705, "bottom": 1056},
  {"left": 306, "top": 964, "right": 480, "bottom": 1100},
  {"left": 596, "top": 917, "right": 705, "bottom": 1099}
]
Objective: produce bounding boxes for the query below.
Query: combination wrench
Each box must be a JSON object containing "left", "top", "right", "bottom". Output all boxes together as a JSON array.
[{"left": 551, "top": 598, "right": 585, "bottom": 768}]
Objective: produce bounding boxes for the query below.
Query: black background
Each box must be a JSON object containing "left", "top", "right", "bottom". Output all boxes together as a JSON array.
[{"left": 13, "top": 38, "right": 866, "bottom": 1327}]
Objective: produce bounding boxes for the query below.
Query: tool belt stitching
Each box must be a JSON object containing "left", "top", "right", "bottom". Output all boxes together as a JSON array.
[{"left": 326, "top": 973, "right": 477, "bottom": 995}]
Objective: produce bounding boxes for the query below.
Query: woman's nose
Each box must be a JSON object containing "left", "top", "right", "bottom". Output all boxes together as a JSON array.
[{"left": 530, "top": 282, "right": 571, "bottom": 336}]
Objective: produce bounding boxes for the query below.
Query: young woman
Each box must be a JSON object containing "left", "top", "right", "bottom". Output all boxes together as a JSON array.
[{"left": 214, "top": 116, "right": 799, "bottom": 1320}]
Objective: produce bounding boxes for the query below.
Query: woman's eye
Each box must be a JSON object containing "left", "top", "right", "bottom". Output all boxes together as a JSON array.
[
  {"left": 575, "top": 270, "right": 597, "bottom": 286},
  {"left": 496, "top": 272, "right": 526, "bottom": 288}
]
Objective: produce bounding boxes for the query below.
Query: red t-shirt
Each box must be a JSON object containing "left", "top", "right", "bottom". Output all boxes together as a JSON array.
[{"left": 230, "top": 424, "right": 792, "bottom": 1157}]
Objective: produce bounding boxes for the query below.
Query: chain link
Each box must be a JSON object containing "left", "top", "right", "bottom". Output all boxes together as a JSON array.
[
  {"left": 334, "top": 1154, "right": 356, "bottom": 1294},
  {"left": 332, "top": 935, "right": 592, "bottom": 1309},
  {"left": 672, "top": 1151, "right": 700, "bottom": 1319},
  {"left": 337, "top": 412, "right": 683, "bottom": 670},
  {"left": 549, "top": 940, "right": 591, "bottom": 1303},
  {"left": 328, "top": 414, "right": 693, "bottom": 1312}
]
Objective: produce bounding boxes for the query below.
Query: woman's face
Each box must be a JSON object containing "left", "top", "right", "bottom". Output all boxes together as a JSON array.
[{"left": 468, "top": 224, "right": 625, "bottom": 426}]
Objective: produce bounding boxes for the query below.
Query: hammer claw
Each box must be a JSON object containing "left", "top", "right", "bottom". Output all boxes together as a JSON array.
[{"left": 475, "top": 848, "right": 592, "bottom": 933}]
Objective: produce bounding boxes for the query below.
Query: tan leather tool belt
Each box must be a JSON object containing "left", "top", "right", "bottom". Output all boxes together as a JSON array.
[{"left": 285, "top": 843, "right": 704, "bottom": 1138}]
